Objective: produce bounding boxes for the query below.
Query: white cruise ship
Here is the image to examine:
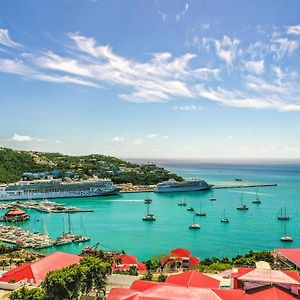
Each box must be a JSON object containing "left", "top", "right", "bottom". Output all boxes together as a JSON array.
[
  {"left": 0, "top": 179, "right": 121, "bottom": 201},
  {"left": 155, "top": 178, "right": 212, "bottom": 193}
]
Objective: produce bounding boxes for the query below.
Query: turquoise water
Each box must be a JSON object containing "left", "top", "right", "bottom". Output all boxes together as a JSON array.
[{"left": 2, "top": 162, "right": 300, "bottom": 261}]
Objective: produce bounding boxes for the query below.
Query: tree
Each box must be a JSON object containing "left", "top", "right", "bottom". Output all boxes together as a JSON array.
[{"left": 10, "top": 286, "right": 45, "bottom": 300}]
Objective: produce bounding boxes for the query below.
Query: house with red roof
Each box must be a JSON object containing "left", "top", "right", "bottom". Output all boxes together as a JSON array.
[
  {"left": 0, "top": 251, "right": 80, "bottom": 290},
  {"left": 160, "top": 247, "right": 199, "bottom": 271},
  {"left": 165, "top": 270, "right": 221, "bottom": 289},
  {"left": 107, "top": 280, "right": 246, "bottom": 300},
  {"left": 276, "top": 248, "right": 300, "bottom": 269},
  {"left": 232, "top": 267, "right": 300, "bottom": 296},
  {"left": 245, "top": 286, "right": 299, "bottom": 299},
  {"left": 112, "top": 253, "right": 147, "bottom": 274}
]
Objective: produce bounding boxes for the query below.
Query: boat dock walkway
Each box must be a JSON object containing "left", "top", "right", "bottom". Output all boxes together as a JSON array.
[{"left": 212, "top": 183, "right": 277, "bottom": 189}]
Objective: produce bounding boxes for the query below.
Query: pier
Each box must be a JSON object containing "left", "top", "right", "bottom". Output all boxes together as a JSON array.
[{"left": 212, "top": 183, "right": 277, "bottom": 189}]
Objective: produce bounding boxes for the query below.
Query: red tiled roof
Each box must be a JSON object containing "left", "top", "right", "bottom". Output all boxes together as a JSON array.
[
  {"left": 131, "top": 280, "right": 161, "bottom": 292},
  {"left": 108, "top": 285, "right": 246, "bottom": 300},
  {"left": 231, "top": 267, "right": 254, "bottom": 279},
  {"left": 189, "top": 256, "right": 199, "bottom": 266},
  {"left": 170, "top": 248, "right": 191, "bottom": 258},
  {"left": 6, "top": 208, "right": 27, "bottom": 216},
  {"left": 245, "top": 286, "right": 298, "bottom": 300},
  {"left": 118, "top": 254, "right": 138, "bottom": 265},
  {"left": 0, "top": 251, "right": 80, "bottom": 284},
  {"left": 165, "top": 270, "right": 220, "bottom": 288},
  {"left": 276, "top": 248, "right": 300, "bottom": 268}
]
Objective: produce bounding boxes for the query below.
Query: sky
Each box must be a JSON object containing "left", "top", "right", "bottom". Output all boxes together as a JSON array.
[{"left": 0, "top": 0, "right": 300, "bottom": 160}]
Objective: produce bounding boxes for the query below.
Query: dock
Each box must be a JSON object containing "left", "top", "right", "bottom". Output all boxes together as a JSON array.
[{"left": 212, "top": 183, "right": 277, "bottom": 189}]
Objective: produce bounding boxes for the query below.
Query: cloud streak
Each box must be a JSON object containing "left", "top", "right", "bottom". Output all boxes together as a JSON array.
[{"left": 0, "top": 27, "right": 300, "bottom": 112}]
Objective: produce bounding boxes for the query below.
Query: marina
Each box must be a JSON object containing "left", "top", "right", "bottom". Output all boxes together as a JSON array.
[{"left": 0, "top": 162, "right": 298, "bottom": 261}]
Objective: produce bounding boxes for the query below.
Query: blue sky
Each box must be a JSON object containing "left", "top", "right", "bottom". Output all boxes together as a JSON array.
[{"left": 0, "top": 0, "right": 300, "bottom": 159}]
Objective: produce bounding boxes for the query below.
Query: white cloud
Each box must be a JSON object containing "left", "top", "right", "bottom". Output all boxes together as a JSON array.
[
  {"left": 287, "top": 24, "right": 300, "bottom": 35},
  {"left": 0, "top": 28, "right": 21, "bottom": 48},
  {"left": 244, "top": 60, "right": 264, "bottom": 74},
  {"left": 11, "top": 133, "right": 33, "bottom": 142},
  {"left": 203, "top": 36, "right": 241, "bottom": 64},
  {"left": 163, "top": 135, "right": 168, "bottom": 139},
  {"left": 158, "top": 11, "right": 168, "bottom": 21},
  {"left": 176, "top": 3, "right": 189, "bottom": 21},
  {"left": 173, "top": 105, "right": 202, "bottom": 111},
  {"left": 111, "top": 136, "right": 124, "bottom": 142},
  {"left": 133, "top": 139, "right": 143, "bottom": 145},
  {"left": 146, "top": 134, "right": 157, "bottom": 139}
]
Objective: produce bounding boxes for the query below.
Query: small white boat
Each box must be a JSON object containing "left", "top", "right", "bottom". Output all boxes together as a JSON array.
[
  {"left": 281, "top": 223, "right": 293, "bottom": 242},
  {"left": 252, "top": 189, "right": 261, "bottom": 204},
  {"left": 189, "top": 214, "right": 200, "bottom": 229},
  {"left": 143, "top": 214, "right": 156, "bottom": 221},
  {"left": 221, "top": 209, "right": 230, "bottom": 223},
  {"left": 236, "top": 192, "right": 249, "bottom": 210},
  {"left": 209, "top": 190, "right": 216, "bottom": 201}
]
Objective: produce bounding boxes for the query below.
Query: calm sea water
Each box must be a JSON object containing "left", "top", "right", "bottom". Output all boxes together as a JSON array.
[{"left": 3, "top": 162, "right": 300, "bottom": 261}]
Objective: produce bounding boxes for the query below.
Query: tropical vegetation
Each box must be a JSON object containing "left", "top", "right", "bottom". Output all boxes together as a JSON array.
[{"left": 0, "top": 147, "right": 182, "bottom": 185}]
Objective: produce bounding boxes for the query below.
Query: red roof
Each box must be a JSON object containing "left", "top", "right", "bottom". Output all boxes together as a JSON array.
[
  {"left": 245, "top": 286, "right": 298, "bottom": 300},
  {"left": 113, "top": 254, "right": 147, "bottom": 273},
  {"left": 170, "top": 248, "right": 191, "bottom": 258},
  {"left": 276, "top": 248, "right": 300, "bottom": 268},
  {"left": 6, "top": 208, "right": 27, "bottom": 216},
  {"left": 108, "top": 284, "right": 246, "bottom": 300},
  {"left": 0, "top": 251, "right": 80, "bottom": 284},
  {"left": 117, "top": 254, "right": 138, "bottom": 265},
  {"left": 131, "top": 280, "right": 161, "bottom": 292},
  {"left": 231, "top": 267, "right": 254, "bottom": 279},
  {"left": 165, "top": 270, "right": 220, "bottom": 288},
  {"left": 189, "top": 256, "right": 199, "bottom": 266}
]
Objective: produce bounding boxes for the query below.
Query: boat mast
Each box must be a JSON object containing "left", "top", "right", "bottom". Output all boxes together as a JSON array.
[{"left": 68, "top": 212, "right": 71, "bottom": 234}]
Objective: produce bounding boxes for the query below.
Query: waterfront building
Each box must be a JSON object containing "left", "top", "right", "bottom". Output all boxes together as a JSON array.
[
  {"left": 0, "top": 207, "right": 29, "bottom": 222},
  {"left": 112, "top": 254, "right": 147, "bottom": 274},
  {"left": 160, "top": 248, "right": 199, "bottom": 271},
  {"left": 0, "top": 251, "right": 80, "bottom": 290}
]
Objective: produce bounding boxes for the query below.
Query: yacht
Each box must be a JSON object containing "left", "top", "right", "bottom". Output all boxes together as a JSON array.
[
  {"left": 236, "top": 192, "right": 249, "bottom": 210},
  {"left": 143, "top": 200, "right": 156, "bottom": 221},
  {"left": 221, "top": 210, "right": 230, "bottom": 223},
  {"left": 281, "top": 223, "right": 293, "bottom": 242},
  {"left": 195, "top": 201, "right": 206, "bottom": 216},
  {"left": 155, "top": 178, "right": 212, "bottom": 193},
  {"left": 189, "top": 214, "right": 200, "bottom": 229},
  {"left": 209, "top": 190, "right": 216, "bottom": 201},
  {"left": 278, "top": 207, "right": 289, "bottom": 220},
  {"left": 187, "top": 207, "right": 194, "bottom": 212},
  {"left": 252, "top": 189, "right": 261, "bottom": 204},
  {"left": 178, "top": 201, "right": 187, "bottom": 206}
]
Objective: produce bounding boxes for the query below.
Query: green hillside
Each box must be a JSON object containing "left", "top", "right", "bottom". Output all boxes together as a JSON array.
[{"left": 0, "top": 148, "right": 182, "bottom": 185}]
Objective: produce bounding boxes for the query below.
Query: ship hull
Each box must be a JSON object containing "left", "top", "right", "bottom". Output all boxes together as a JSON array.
[{"left": 155, "top": 185, "right": 213, "bottom": 193}]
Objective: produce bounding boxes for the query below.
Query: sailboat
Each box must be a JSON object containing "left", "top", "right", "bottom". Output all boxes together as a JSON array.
[
  {"left": 187, "top": 207, "right": 194, "bottom": 212},
  {"left": 143, "top": 200, "right": 156, "bottom": 221},
  {"left": 73, "top": 215, "right": 90, "bottom": 243},
  {"left": 189, "top": 213, "right": 200, "bottom": 229},
  {"left": 209, "top": 190, "right": 216, "bottom": 201},
  {"left": 278, "top": 207, "right": 289, "bottom": 220},
  {"left": 144, "top": 193, "right": 152, "bottom": 204},
  {"left": 54, "top": 213, "right": 75, "bottom": 246},
  {"left": 178, "top": 198, "right": 187, "bottom": 206},
  {"left": 252, "top": 189, "right": 261, "bottom": 204},
  {"left": 236, "top": 192, "right": 249, "bottom": 210},
  {"left": 34, "top": 216, "right": 53, "bottom": 249},
  {"left": 220, "top": 209, "right": 230, "bottom": 223},
  {"left": 280, "top": 222, "right": 293, "bottom": 242},
  {"left": 195, "top": 200, "right": 206, "bottom": 216}
]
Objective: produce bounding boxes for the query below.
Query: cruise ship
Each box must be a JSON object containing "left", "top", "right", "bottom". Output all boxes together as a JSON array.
[
  {"left": 0, "top": 179, "right": 121, "bottom": 201},
  {"left": 155, "top": 178, "right": 212, "bottom": 193}
]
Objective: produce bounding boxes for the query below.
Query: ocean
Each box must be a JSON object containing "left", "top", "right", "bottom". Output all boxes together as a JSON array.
[{"left": 4, "top": 161, "right": 300, "bottom": 261}]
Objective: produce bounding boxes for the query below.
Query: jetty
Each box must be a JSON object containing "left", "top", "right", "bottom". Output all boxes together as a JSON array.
[{"left": 212, "top": 183, "right": 277, "bottom": 189}]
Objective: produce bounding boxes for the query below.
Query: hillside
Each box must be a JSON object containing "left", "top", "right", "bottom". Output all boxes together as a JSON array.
[{"left": 0, "top": 148, "right": 182, "bottom": 185}]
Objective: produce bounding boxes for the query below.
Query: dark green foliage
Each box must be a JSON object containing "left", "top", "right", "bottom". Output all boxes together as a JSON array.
[
  {"left": 141, "top": 271, "right": 153, "bottom": 281},
  {"left": 157, "top": 273, "right": 167, "bottom": 282},
  {"left": 114, "top": 265, "right": 138, "bottom": 276},
  {"left": 0, "top": 147, "right": 182, "bottom": 185},
  {"left": 0, "top": 244, "right": 20, "bottom": 254},
  {"left": 9, "top": 286, "right": 45, "bottom": 300}
]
